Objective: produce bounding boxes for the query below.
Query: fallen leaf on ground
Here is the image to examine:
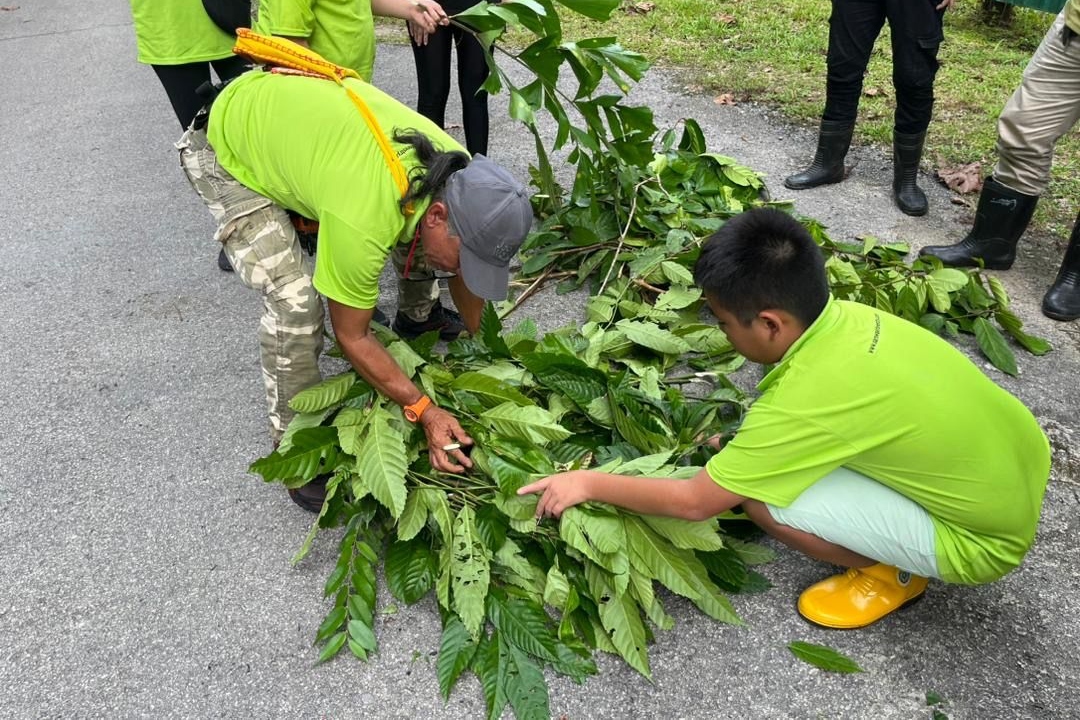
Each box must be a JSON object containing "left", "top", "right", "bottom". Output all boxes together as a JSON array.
[
  {"left": 1, "top": 5, "right": 21, "bottom": 9},
  {"left": 714, "top": 93, "right": 736, "bottom": 106},
  {"left": 714, "top": 12, "right": 737, "bottom": 25},
  {"left": 625, "top": 1, "right": 655, "bottom": 14},
  {"left": 863, "top": 87, "right": 884, "bottom": 97},
  {"left": 937, "top": 162, "right": 982, "bottom": 194}
]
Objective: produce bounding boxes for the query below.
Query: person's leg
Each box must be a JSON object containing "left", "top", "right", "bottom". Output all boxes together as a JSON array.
[
  {"left": 411, "top": 24, "right": 454, "bottom": 130},
  {"left": 151, "top": 62, "right": 214, "bottom": 129},
  {"left": 995, "top": 11, "right": 1080, "bottom": 198},
  {"left": 210, "top": 55, "right": 251, "bottom": 83},
  {"left": 389, "top": 236, "right": 465, "bottom": 341},
  {"left": 454, "top": 24, "right": 490, "bottom": 156},
  {"left": 785, "top": 0, "right": 884, "bottom": 190},
  {"left": 920, "top": 12, "right": 1080, "bottom": 269},
  {"left": 886, "top": 0, "right": 944, "bottom": 215},
  {"left": 178, "top": 127, "right": 323, "bottom": 445},
  {"left": 743, "top": 467, "right": 938, "bottom": 628}
]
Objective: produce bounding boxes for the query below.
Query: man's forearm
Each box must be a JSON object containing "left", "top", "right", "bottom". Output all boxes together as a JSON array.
[{"left": 340, "top": 332, "right": 426, "bottom": 407}]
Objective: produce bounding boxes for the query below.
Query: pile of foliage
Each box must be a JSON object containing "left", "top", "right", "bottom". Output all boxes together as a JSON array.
[
  {"left": 248, "top": 0, "right": 1051, "bottom": 714},
  {"left": 253, "top": 305, "right": 772, "bottom": 718}
]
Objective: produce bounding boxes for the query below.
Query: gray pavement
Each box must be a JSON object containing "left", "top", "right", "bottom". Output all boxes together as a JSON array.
[{"left": 1, "top": 2, "right": 1078, "bottom": 718}]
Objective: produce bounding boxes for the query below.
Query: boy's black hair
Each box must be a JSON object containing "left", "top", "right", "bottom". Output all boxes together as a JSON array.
[{"left": 692, "top": 208, "right": 829, "bottom": 327}]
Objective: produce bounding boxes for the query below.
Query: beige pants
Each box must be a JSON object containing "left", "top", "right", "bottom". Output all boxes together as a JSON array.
[{"left": 995, "top": 11, "right": 1080, "bottom": 197}]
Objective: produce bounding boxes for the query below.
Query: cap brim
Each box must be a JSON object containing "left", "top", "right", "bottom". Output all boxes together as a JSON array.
[{"left": 459, "top": 239, "right": 511, "bottom": 300}]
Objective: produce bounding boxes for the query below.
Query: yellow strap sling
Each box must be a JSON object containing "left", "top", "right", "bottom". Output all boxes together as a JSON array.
[{"left": 232, "top": 29, "right": 412, "bottom": 211}]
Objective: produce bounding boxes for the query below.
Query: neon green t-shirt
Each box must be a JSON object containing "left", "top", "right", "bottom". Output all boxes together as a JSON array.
[
  {"left": 252, "top": 0, "right": 375, "bottom": 80},
  {"left": 130, "top": 0, "right": 236, "bottom": 65},
  {"left": 207, "top": 70, "right": 465, "bottom": 309},
  {"left": 705, "top": 298, "right": 1050, "bottom": 585}
]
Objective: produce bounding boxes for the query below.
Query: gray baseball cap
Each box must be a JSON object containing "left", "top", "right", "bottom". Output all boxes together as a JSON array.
[{"left": 444, "top": 155, "right": 533, "bottom": 300}]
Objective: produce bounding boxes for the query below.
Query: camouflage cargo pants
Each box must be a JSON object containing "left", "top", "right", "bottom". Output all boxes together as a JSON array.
[
  {"left": 177, "top": 126, "right": 443, "bottom": 440},
  {"left": 178, "top": 126, "right": 324, "bottom": 443}
]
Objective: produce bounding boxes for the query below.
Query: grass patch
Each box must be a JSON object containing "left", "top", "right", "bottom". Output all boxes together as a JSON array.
[{"left": 380, "top": 3, "right": 1078, "bottom": 234}]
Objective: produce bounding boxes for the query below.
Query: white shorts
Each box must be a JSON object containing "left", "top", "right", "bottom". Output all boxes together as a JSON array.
[{"left": 766, "top": 466, "right": 941, "bottom": 579}]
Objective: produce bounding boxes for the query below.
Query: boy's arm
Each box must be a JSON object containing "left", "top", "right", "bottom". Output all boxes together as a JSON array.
[{"left": 518, "top": 467, "right": 746, "bottom": 522}]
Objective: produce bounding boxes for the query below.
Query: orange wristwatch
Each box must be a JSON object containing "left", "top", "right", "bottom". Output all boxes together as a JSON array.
[{"left": 403, "top": 395, "right": 432, "bottom": 423}]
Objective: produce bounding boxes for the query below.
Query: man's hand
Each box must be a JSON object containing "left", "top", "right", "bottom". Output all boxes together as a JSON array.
[
  {"left": 407, "top": 19, "right": 430, "bottom": 46},
  {"left": 518, "top": 471, "right": 593, "bottom": 519},
  {"left": 935, "top": 0, "right": 954, "bottom": 10},
  {"left": 420, "top": 406, "right": 474, "bottom": 472}
]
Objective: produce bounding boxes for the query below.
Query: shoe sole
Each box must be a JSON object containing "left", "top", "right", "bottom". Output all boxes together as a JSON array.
[{"left": 796, "top": 589, "right": 926, "bottom": 630}]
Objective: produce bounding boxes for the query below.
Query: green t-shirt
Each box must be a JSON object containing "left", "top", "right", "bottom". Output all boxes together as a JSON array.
[
  {"left": 705, "top": 298, "right": 1050, "bottom": 585},
  {"left": 1067, "top": 0, "right": 1080, "bottom": 36},
  {"left": 208, "top": 70, "right": 465, "bottom": 309},
  {"left": 252, "top": 0, "right": 375, "bottom": 80},
  {"left": 130, "top": 0, "right": 236, "bottom": 65}
]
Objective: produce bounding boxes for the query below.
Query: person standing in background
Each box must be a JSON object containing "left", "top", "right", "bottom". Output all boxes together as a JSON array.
[
  {"left": 130, "top": 0, "right": 252, "bottom": 272},
  {"left": 784, "top": 0, "right": 955, "bottom": 217},
  {"left": 407, "top": 0, "right": 490, "bottom": 157},
  {"left": 252, "top": 0, "right": 449, "bottom": 82}
]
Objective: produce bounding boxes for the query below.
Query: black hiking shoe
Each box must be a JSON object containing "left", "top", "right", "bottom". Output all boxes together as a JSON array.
[
  {"left": 287, "top": 475, "right": 329, "bottom": 513},
  {"left": 393, "top": 305, "right": 466, "bottom": 341},
  {"left": 217, "top": 248, "right": 234, "bottom": 272}
]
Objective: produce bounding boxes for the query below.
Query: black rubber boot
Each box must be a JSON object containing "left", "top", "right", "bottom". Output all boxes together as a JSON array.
[
  {"left": 893, "top": 131, "right": 928, "bottom": 217},
  {"left": 784, "top": 120, "right": 854, "bottom": 190},
  {"left": 1042, "top": 212, "right": 1080, "bottom": 321},
  {"left": 919, "top": 177, "right": 1039, "bottom": 270},
  {"left": 217, "top": 247, "right": 234, "bottom": 272}
]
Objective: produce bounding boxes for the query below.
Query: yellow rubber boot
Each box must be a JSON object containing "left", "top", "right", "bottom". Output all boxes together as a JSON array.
[{"left": 797, "top": 563, "right": 928, "bottom": 629}]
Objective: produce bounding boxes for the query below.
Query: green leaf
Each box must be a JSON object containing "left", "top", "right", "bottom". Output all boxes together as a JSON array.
[
  {"left": 278, "top": 409, "right": 332, "bottom": 454},
  {"left": 288, "top": 372, "right": 356, "bottom": 413},
  {"left": 481, "top": 402, "right": 572, "bottom": 445},
  {"left": 249, "top": 426, "right": 340, "bottom": 482},
  {"left": 519, "top": 352, "right": 608, "bottom": 408},
  {"left": 385, "top": 537, "right": 438, "bottom": 604},
  {"left": 451, "top": 506, "right": 492, "bottom": 638},
  {"left": 616, "top": 451, "right": 673, "bottom": 476},
  {"left": 726, "top": 538, "right": 775, "bottom": 566},
  {"left": 543, "top": 565, "right": 570, "bottom": 608},
  {"left": 995, "top": 309, "right": 1052, "bottom": 356},
  {"left": 437, "top": 615, "right": 479, "bottom": 700},
  {"left": 347, "top": 619, "right": 377, "bottom": 652},
  {"left": 642, "top": 515, "right": 724, "bottom": 551},
  {"left": 659, "top": 260, "right": 694, "bottom": 285},
  {"left": 315, "top": 606, "right": 347, "bottom": 644},
  {"left": 502, "top": 643, "right": 551, "bottom": 720},
  {"left": 387, "top": 340, "right": 427, "bottom": 379},
  {"left": 490, "top": 596, "right": 559, "bottom": 662},
  {"left": 972, "top": 316, "right": 1018, "bottom": 376},
  {"left": 397, "top": 490, "right": 429, "bottom": 542},
  {"left": 451, "top": 371, "right": 535, "bottom": 407},
  {"left": 316, "top": 631, "right": 347, "bottom": 664},
  {"left": 929, "top": 267, "right": 970, "bottom": 293},
  {"left": 562, "top": 507, "right": 625, "bottom": 554},
  {"left": 472, "top": 631, "right": 506, "bottom": 720},
  {"left": 355, "top": 409, "right": 409, "bottom": 517},
  {"left": 587, "top": 564, "right": 650, "bottom": 678},
  {"left": 787, "top": 641, "right": 864, "bottom": 673},
  {"left": 615, "top": 319, "right": 692, "bottom": 355},
  {"left": 654, "top": 285, "right": 702, "bottom": 311}
]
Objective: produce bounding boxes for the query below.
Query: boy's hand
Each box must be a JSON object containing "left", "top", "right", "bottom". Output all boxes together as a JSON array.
[{"left": 518, "top": 471, "right": 592, "bottom": 519}]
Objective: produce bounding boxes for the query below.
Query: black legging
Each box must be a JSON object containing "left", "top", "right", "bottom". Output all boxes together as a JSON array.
[
  {"left": 151, "top": 55, "right": 251, "bottom": 129},
  {"left": 410, "top": 3, "right": 489, "bottom": 156},
  {"left": 823, "top": 0, "right": 945, "bottom": 134}
]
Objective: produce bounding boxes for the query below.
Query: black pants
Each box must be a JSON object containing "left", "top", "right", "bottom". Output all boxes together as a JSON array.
[
  {"left": 151, "top": 55, "right": 250, "bottom": 129},
  {"left": 410, "top": 1, "right": 490, "bottom": 156},
  {"left": 823, "top": 0, "right": 944, "bottom": 134}
]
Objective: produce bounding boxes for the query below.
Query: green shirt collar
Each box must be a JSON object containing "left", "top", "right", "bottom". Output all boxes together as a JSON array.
[{"left": 757, "top": 295, "right": 839, "bottom": 392}]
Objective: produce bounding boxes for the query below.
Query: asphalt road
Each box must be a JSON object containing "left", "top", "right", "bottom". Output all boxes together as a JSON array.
[{"left": 1, "top": 2, "right": 1078, "bottom": 719}]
